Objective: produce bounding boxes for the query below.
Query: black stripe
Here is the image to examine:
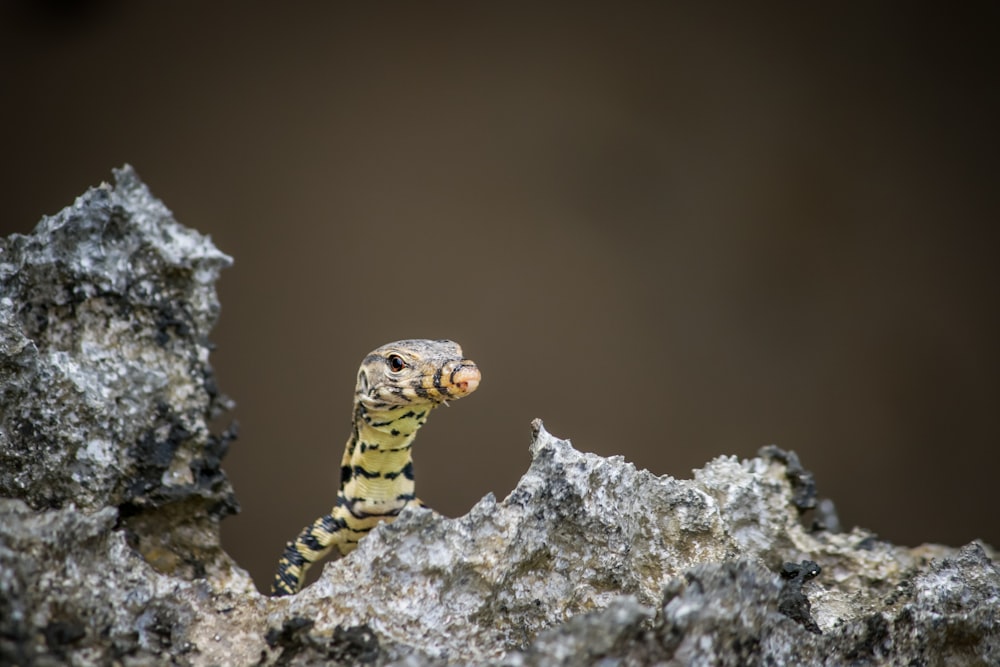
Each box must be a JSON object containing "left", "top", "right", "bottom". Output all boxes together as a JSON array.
[
  {"left": 319, "top": 513, "right": 347, "bottom": 532},
  {"left": 433, "top": 367, "right": 444, "bottom": 391},
  {"left": 409, "top": 379, "right": 428, "bottom": 398},
  {"left": 352, "top": 465, "right": 380, "bottom": 479},
  {"left": 300, "top": 533, "right": 324, "bottom": 551},
  {"left": 273, "top": 568, "right": 301, "bottom": 595},
  {"left": 340, "top": 465, "right": 353, "bottom": 485},
  {"left": 395, "top": 492, "right": 416, "bottom": 502},
  {"left": 337, "top": 494, "right": 403, "bottom": 520},
  {"left": 281, "top": 545, "right": 307, "bottom": 567},
  {"left": 351, "top": 510, "right": 383, "bottom": 520},
  {"left": 344, "top": 523, "right": 375, "bottom": 534},
  {"left": 384, "top": 461, "right": 414, "bottom": 481}
]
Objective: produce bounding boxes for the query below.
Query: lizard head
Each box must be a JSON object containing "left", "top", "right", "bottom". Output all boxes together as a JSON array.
[{"left": 355, "top": 339, "right": 480, "bottom": 410}]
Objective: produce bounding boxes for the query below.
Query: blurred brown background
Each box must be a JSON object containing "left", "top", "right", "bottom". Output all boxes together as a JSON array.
[{"left": 3, "top": 2, "right": 997, "bottom": 591}]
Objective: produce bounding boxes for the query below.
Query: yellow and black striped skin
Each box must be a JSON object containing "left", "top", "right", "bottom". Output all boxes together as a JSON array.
[{"left": 271, "top": 339, "right": 480, "bottom": 596}]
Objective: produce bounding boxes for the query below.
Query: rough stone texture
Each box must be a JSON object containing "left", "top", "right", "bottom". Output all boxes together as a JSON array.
[
  {"left": 1, "top": 168, "right": 998, "bottom": 666},
  {"left": 0, "top": 166, "right": 254, "bottom": 667}
]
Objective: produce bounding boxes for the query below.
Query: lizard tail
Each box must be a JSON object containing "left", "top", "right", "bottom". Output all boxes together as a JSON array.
[{"left": 271, "top": 512, "right": 346, "bottom": 596}]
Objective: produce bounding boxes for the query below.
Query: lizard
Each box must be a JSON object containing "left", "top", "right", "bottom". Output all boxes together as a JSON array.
[{"left": 270, "top": 339, "right": 481, "bottom": 596}]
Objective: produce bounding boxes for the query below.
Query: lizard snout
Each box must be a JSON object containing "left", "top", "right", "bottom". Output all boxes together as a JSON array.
[{"left": 447, "top": 363, "right": 481, "bottom": 397}]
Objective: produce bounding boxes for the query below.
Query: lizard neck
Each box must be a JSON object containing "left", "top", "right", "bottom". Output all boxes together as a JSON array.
[{"left": 338, "top": 402, "right": 433, "bottom": 513}]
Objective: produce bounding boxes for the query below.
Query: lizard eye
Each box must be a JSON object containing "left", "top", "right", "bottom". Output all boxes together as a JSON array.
[{"left": 387, "top": 354, "right": 406, "bottom": 372}]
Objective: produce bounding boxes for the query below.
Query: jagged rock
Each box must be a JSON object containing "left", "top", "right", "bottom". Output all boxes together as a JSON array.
[
  {"left": 0, "top": 164, "right": 236, "bottom": 521},
  {"left": 0, "top": 166, "right": 254, "bottom": 666},
  {"left": 1, "top": 168, "right": 997, "bottom": 666}
]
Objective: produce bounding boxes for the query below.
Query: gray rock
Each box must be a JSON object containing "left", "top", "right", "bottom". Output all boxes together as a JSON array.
[
  {"left": 1, "top": 168, "right": 997, "bottom": 666},
  {"left": 0, "top": 166, "right": 252, "bottom": 666},
  {"left": 0, "top": 164, "right": 235, "bottom": 518}
]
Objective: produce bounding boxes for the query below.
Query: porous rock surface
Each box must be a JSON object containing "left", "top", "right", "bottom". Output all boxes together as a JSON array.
[{"left": 1, "top": 168, "right": 998, "bottom": 666}]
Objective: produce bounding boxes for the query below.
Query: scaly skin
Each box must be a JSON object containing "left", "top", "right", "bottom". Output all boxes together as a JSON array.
[{"left": 271, "top": 339, "right": 480, "bottom": 596}]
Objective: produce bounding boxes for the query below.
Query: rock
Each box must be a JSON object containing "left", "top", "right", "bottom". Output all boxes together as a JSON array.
[
  {"left": 1, "top": 168, "right": 997, "bottom": 666},
  {"left": 0, "top": 166, "right": 257, "bottom": 666}
]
